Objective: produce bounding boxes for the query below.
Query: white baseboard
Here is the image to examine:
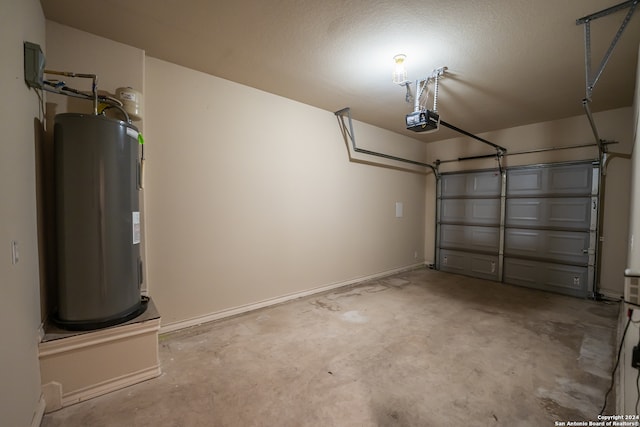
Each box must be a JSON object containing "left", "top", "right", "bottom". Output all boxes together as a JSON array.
[
  {"left": 160, "top": 263, "right": 425, "bottom": 334},
  {"left": 31, "top": 395, "right": 46, "bottom": 427},
  {"left": 61, "top": 365, "right": 161, "bottom": 408}
]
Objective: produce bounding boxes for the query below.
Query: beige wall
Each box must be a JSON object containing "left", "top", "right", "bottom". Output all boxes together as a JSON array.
[
  {"left": 620, "top": 43, "right": 640, "bottom": 415},
  {"left": 0, "top": 0, "right": 46, "bottom": 425},
  {"left": 144, "top": 57, "right": 427, "bottom": 326},
  {"left": 423, "top": 107, "right": 634, "bottom": 296}
]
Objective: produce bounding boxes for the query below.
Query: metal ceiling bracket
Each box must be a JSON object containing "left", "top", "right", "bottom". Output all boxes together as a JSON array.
[
  {"left": 334, "top": 107, "right": 439, "bottom": 175},
  {"left": 496, "top": 151, "right": 504, "bottom": 175},
  {"left": 577, "top": 0, "right": 638, "bottom": 100},
  {"left": 582, "top": 98, "right": 605, "bottom": 156},
  {"left": 403, "top": 66, "right": 448, "bottom": 112},
  {"left": 582, "top": 98, "right": 621, "bottom": 167},
  {"left": 402, "top": 82, "right": 413, "bottom": 104},
  {"left": 431, "top": 67, "right": 447, "bottom": 112}
]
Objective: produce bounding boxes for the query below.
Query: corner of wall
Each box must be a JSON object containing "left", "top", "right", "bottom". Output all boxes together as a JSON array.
[
  {"left": 30, "top": 395, "right": 47, "bottom": 427},
  {"left": 617, "top": 42, "right": 640, "bottom": 415},
  {"left": 0, "top": 0, "right": 47, "bottom": 425}
]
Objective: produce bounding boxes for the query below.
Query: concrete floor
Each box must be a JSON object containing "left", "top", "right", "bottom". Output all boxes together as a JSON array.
[{"left": 42, "top": 268, "right": 619, "bottom": 426}]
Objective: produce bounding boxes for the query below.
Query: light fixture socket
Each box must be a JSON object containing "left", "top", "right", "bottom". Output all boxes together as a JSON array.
[{"left": 392, "top": 54, "right": 408, "bottom": 85}]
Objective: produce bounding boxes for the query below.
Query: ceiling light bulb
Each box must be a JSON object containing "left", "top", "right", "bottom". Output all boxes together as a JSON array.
[{"left": 393, "top": 54, "right": 408, "bottom": 85}]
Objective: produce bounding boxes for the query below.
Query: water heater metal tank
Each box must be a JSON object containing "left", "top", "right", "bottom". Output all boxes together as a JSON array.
[{"left": 54, "top": 113, "right": 145, "bottom": 330}]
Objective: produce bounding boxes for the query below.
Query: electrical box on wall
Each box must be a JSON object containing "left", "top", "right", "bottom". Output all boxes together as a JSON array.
[{"left": 24, "top": 41, "right": 45, "bottom": 89}]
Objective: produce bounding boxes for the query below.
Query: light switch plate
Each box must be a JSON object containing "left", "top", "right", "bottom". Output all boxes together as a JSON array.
[
  {"left": 11, "top": 241, "right": 19, "bottom": 265},
  {"left": 395, "top": 202, "right": 403, "bottom": 218}
]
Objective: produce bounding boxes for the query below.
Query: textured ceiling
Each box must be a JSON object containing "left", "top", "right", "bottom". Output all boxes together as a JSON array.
[{"left": 41, "top": 0, "right": 640, "bottom": 142}]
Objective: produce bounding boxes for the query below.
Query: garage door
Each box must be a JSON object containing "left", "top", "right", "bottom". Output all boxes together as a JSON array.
[
  {"left": 503, "top": 162, "right": 598, "bottom": 298},
  {"left": 437, "top": 170, "right": 503, "bottom": 281},
  {"left": 436, "top": 161, "right": 598, "bottom": 298}
]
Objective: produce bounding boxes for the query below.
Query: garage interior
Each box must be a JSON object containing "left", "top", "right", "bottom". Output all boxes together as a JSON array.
[
  {"left": 42, "top": 270, "right": 619, "bottom": 426},
  {"left": 3, "top": 1, "right": 640, "bottom": 426}
]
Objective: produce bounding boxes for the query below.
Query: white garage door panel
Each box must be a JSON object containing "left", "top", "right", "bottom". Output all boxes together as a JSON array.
[
  {"left": 441, "top": 199, "right": 501, "bottom": 225},
  {"left": 441, "top": 171, "right": 501, "bottom": 198},
  {"left": 440, "top": 224, "right": 500, "bottom": 253},
  {"left": 503, "top": 257, "right": 588, "bottom": 298},
  {"left": 508, "top": 169, "right": 544, "bottom": 194},
  {"left": 506, "top": 197, "right": 591, "bottom": 230},
  {"left": 504, "top": 228, "right": 590, "bottom": 265},
  {"left": 439, "top": 249, "right": 499, "bottom": 281},
  {"left": 507, "top": 163, "right": 593, "bottom": 197},
  {"left": 548, "top": 166, "right": 591, "bottom": 194}
]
